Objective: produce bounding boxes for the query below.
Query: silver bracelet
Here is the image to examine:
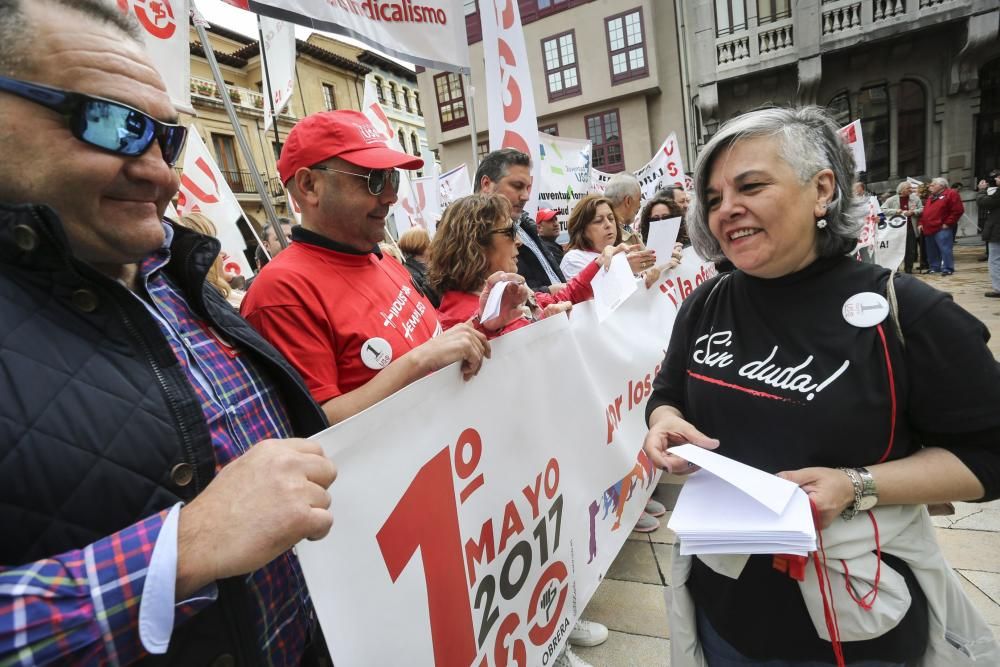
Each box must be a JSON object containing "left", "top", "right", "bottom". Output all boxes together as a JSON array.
[{"left": 838, "top": 467, "right": 863, "bottom": 521}]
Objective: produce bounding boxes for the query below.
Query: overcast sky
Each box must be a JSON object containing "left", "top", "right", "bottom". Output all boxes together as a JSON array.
[{"left": 193, "top": 0, "right": 414, "bottom": 68}]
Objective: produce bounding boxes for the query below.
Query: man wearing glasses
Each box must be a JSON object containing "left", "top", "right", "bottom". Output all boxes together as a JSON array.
[
  {"left": 241, "top": 110, "right": 494, "bottom": 426},
  {"left": 0, "top": 1, "right": 338, "bottom": 664}
]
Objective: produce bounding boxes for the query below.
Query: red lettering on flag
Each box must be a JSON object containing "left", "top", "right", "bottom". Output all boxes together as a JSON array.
[{"left": 131, "top": 0, "right": 177, "bottom": 40}]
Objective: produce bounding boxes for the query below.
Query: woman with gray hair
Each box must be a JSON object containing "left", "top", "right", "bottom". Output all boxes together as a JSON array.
[
  {"left": 881, "top": 180, "right": 923, "bottom": 274},
  {"left": 642, "top": 106, "right": 1000, "bottom": 665}
]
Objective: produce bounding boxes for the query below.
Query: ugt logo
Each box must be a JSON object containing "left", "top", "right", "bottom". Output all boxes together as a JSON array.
[{"left": 119, "top": 0, "right": 177, "bottom": 40}]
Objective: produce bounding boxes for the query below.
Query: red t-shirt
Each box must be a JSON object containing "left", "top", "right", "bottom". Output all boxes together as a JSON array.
[{"left": 241, "top": 241, "right": 440, "bottom": 403}]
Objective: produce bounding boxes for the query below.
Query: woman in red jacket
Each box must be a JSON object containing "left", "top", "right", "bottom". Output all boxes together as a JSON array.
[{"left": 429, "top": 193, "right": 634, "bottom": 335}]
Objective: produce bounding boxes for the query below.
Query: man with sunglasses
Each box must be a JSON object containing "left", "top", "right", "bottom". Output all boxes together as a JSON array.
[
  {"left": 242, "top": 110, "right": 494, "bottom": 426},
  {"left": 0, "top": 1, "right": 338, "bottom": 665}
]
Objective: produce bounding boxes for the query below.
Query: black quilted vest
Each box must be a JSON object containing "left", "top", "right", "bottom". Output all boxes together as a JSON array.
[{"left": 0, "top": 203, "right": 328, "bottom": 665}]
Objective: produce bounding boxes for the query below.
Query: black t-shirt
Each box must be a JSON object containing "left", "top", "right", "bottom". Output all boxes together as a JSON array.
[{"left": 646, "top": 256, "right": 1000, "bottom": 662}]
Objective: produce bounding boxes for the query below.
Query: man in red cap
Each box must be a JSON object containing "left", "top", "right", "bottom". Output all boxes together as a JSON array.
[
  {"left": 242, "top": 110, "right": 492, "bottom": 424},
  {"left": 536, "top": 208, "right": 565, "bottom": 265}
]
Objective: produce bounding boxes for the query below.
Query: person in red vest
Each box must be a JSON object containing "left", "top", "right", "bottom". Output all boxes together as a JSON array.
[{"left": 919, "top": 176, "right": 964, "bottom": 275}]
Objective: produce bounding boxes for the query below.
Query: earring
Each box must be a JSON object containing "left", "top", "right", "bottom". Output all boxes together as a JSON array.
[{"left": 816, "top": 218, "right": 828, "bottom": 229}]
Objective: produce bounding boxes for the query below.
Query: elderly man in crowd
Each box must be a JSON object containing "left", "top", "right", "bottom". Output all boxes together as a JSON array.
[
  {"left": 978, "top": 169, "right": 1000, "bottom": 297},
  {"left": 655, "top": 183, "right": 691, "bottom": 217},
  {"left": 604, "top": 172, "right": 644, "bottom": 247},
  {"left": 255, "top": 216, "right": 294, "bottom": 269},
  {"left": 882, "top": 180, "right": 924, "bottom": 274},
  {"left": 241, "top": 110, "right": 493, "bottom": 425},
  {"left": 475, "top": 148, "right": 567, "bottom": 293},
  {"left": 0, "top": 1, "right": 339, "bottom": 663},
  {"left": 921, "top": 176, "right": 964, "bottom": 275}
]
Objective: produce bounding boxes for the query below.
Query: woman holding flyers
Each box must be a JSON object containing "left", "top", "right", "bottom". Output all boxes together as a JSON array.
[
  {"left": 642, "top": 107, "right": 1000, "bottom": 666},
  {"left": 560, "top": 194, "right": 659, "bottom": 281},
  {"left": 429, "top": 193, "right": 622, "bottom": 337}
]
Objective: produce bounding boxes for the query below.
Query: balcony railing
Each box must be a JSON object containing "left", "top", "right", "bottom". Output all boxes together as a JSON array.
[
  {"left": 175, "top": 167, "right": 285, "bottom": 199},
  {"left": 714, "top": 0, "right": 963, "bottom": 76},
  {"left": 189, "top": 76, "right": 295, "bottom": 119}
]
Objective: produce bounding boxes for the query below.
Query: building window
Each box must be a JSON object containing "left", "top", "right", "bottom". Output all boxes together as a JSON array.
[
  {"left": 827, "top": 91, "right": 851, "bottom": 127},
  {"left": 463, "top": 0, "right": 476, "bottom": 14},
  {"left": 606, "top": 8, "right": 648, "bottom": 84},
  {"left": 322, "top": 83, "right": 336, "bottom": 111},
  {"left": 897, "top": 79, "right": 926, "bottom": 178},
  {"left": 397, "top": 129, "right": 408, "bottom": 154},
  {"left": 542, "top": 31, "right": 581, "bottom": 101},
  {"left": 756, "top": 0, "right": 790, "bottom": 24},
  {"left": 402, "top": 87, "right": 412, "bottom": 113},
  {"left": 434, "top": 72, "right": 468, "bottom": 131},
  {"left": 478, "top": 140, "right": 490, "bottom": 162},
  {"left": 375, "top": 77, "right": 386, "bottom": 104},
  {"left": 211, "top": 134, "right": 243, "bottom": 191},
  {"left": 411, "top": 131, "right": 420, "bottom": 156},
  {"left": 715, "top": 0, "right": 746, "bottom": 35},
  {"left": 540, "top": 123, "right": 559, "bottom": 136},
  {"left": 272, "top": 141, "right": 283, "bottom": 162},
  {"left": 388, "top": 82, "right": 400, "bottom": 109},
  {"left": 585, "top": 109, "right": 624, "bottom": 173},
  {"left": 858, "top": 84, "right": 890, "bottom": 181},
  {"left": 414, "top": 91, "right": 422, "bottom": 115}
]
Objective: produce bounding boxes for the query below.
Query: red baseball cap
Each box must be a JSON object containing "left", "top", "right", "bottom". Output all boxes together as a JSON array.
[
  {"left": 277, "top": 110, "right": 424, "bottom": 184},
  {"left": 536, "top": 208, "right": 558, "bottom": 223}
]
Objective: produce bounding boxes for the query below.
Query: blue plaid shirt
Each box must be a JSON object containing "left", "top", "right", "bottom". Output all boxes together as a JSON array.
[{"left": 0, "top": 228, "right": 314, "bottom": 666}]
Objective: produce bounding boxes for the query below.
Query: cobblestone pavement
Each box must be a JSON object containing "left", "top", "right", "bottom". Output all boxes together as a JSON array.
[{"left": 575, "top": 243, "right": 1000, "bottom": 666}]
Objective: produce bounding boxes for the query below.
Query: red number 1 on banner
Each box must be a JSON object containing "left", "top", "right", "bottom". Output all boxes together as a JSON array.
[{"left": 376, "top": 445, "right": 477, "bottom": 666}]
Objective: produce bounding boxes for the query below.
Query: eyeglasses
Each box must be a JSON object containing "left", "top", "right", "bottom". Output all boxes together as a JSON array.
[
  {"left": 311, "top": 166, "right": 400, "bottom": 196},
  {"left": 489, "top": 222, "right": 520, "bottom": 241},
  {"left": 0, "top": 75, "right": 188, "bottom": 166}
]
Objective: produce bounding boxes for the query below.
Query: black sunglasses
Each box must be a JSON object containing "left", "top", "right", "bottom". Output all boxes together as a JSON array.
[
  {"left": 311, "top": 166, "right": 401, "bottom": 196},
  {"left": 0, "top": 75, "right": 187, "bottom": 166},
  {"left": 489, "top": 221, "right": 520, "bottom": 241}
]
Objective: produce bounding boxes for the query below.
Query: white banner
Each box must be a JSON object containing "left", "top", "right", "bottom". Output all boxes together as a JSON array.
[
  {"left": 222, "top": 0, "right": 470, "bottom": 72},
  {"left": 176, "top": 128, "right": 254, "bottom": 278},
  {"left": 874, "top": 215, "right": 907, "bottom": 271},
  {"left": 398, "top": 175, "right": 442, "bottom": 237},
  {"left": 259, "top": 15, "right": 296, "bottom": 131},
  {"left": 850, "top": 195, "right": 881, "bottom": 264},
  {"left": 591, "top": 133, "right": 686, "bottom": 203},
  {"left": 481, "top": 0, "right": 541, "bottom": 216},
  {"left": 298, "top": 251, "right": 716, "bottom": 666},
  {"left": 537, "top": 133, "right": 592, "bottom": 230},
  {"left": 439, "top": 164, "right": 474, "bottom": 208},
  {"left": 118, "top": 0, "right": 192, "bottom": 112},
  {"left": 838, "top": 120, "right": 867, "bottom": 174}
]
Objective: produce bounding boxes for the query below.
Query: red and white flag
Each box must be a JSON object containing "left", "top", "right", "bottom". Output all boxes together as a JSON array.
[
  {"left": 481, "top": 0, "right": 541, "bottom": 215},
  {"left": 838, "top": 120, "right": 867, "bottom": 174},
  {"left": 117, "top": 0, "right": 192, "bottom": 112},
  {"left": 438, "top": 164, "right": 473, "bottom": 206},
  {"left": 259, "top": 15, "right": 297, "bottom": 131},
  {"left": 176, "top": 128, "right": 255, "bottom": 277}
]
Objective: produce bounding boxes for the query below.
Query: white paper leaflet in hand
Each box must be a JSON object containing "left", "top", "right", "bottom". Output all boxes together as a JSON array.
[
  {"left": 480, "top": 280, "right": 510, "bottom": 324},
  {"left": 666, "top": 444, "right": 816, "bottom": 556},
  {"left": 591, "top": 252, "right": 638, "bottom": 322},
  {"left": 644, "top": 216, "right": 681, "bottom": 267}
]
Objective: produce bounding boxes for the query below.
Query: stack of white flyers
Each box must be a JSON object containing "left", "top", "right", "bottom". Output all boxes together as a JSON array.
[{"left": 667, "top": 444, "right": 816, "bottom": 556}]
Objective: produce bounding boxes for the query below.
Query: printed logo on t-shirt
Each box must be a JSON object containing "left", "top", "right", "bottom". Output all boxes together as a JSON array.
[
  {"left": 841, "top": 292, "right": 889, "bottom": 328},
  {"left": 690, "top": 330, "right": 850, "bottom": 403},
  {"left": 380, "top": 283, "right": 430, "bottom": 341},
  {"left": 360, "top": 337, "right": 393, "bottom": 370}
]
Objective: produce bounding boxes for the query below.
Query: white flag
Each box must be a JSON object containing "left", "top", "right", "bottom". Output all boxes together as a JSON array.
[
  {"left": 398, "top": 176, "right": 441, "bottom": 237},
  {"left": 537, "top": 133, "right": 592, "bottom": 228},
  {"left": 438, "top": 164, "right": 473, "bottom": 207},
  {"left": 590, "top": 133, "right": 686, "bottom": 202},
  {"left": 480, "top": 0, "right": 541, "bottom": 215},
  {"left": 838, "top": 120, "right": 867, "bottom": 174},
  {"left": 221, "top": 0, "right": 470, "bottom": 72},
  {"left": 176, "top": 128, "right": 254, "bottom": 278},
  {"left": 118, "top": 0, "right": 192, "bottom": 112},
  {"left": 259, "top": 15, "right": 296, "bottom": 131}
]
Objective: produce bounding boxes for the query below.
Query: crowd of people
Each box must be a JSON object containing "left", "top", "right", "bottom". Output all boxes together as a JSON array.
[{"left": 2, "top": 2, "right": 999, "bottom": 666}]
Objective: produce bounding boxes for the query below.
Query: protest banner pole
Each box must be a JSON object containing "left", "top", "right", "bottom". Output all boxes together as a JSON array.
[
  {"left": 193, "top": 5, "right": 283, "bottom": 242},
  {"left": 256, "top": 14, "right": 290, "bottom": 249},
  {"left": 466, "top": 76, "right": 479, "bottom": 175}
]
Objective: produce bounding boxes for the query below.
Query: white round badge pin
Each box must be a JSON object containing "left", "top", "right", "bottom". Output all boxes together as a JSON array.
[
  {"left": 360, "top": 337, "right": 393, "bottom": 370},
  {"left": 841, "top": 292, "right": 889, "bottom": 328}
]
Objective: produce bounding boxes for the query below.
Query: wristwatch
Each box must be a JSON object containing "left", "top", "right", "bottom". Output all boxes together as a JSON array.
[{"left": 839, "top": 467, "right": 878, "bottom": 520}]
